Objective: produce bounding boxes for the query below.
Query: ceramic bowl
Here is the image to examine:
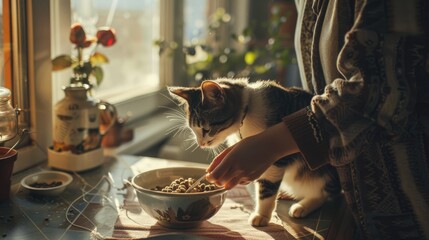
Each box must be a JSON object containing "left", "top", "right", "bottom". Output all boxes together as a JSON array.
[
  {"left": 21, "top": 171, "right": 73, "bottom": 196},
  {"left": 132, "top": 167, "right": 227, "bottom": 229}
]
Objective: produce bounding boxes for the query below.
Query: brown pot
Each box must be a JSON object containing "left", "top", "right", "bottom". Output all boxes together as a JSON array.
[{"left": 0, "top": 147, "right": 18, "bottom": 201}]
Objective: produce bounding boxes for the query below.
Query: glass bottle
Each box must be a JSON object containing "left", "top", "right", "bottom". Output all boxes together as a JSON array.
[{"left": 0, "top": 87, "right": 18, "bottom": 142}]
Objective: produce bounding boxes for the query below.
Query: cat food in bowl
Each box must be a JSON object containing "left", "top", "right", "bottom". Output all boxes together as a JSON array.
[
  {"left": 131, "top": 167, "right": 227, "bottom": 229},
  {"left": 21, "top": 171, "right": 73, "bottom": 196}
]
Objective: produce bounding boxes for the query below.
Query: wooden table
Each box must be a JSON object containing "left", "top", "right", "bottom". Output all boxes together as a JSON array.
[{"left": 0, "top": 155, "right": 355, "bottom": 239}]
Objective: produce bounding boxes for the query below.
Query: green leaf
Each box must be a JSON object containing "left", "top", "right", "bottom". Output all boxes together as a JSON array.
[
  {"left": 90, "top": 52, "right": 109, "bottom": 66},
  {"left": 242, "top": 27, "right": 252, "bottom": 37},
  {"left": 254, "top": 65, "right": 269, "bottom": 74},
  {"left": 52, "top": 55, "right": 73, "bottom": 71},
  {"left": 153, "top": 39, "right": 164, "bottom": 46},
  {"left": 92, "top": 66, "right": 103, "bottom": 86},
  {"left": 70, "top": 57, "right": 79, "bottom": 68},
  {"left": 244, "top": 51, "right": 257, "bottom": 65}
]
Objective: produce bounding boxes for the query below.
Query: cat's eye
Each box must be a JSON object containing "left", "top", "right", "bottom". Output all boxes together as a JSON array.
[{"left": 202, "top": 128, "right": 210, "bottom": 136}]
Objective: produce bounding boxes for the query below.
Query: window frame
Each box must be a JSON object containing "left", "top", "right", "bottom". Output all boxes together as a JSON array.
[
  {"left": 12, "top": 0, "right": 250, "bottom": 173},
  {"left": 13, "top": 0, "right": 185, "bottom": 173},
  {"left": 10, "top": 0, "right": 49, "bottom": 173},
  {"left": 50, "top": 0, "right": 182, "bottom": 123}
]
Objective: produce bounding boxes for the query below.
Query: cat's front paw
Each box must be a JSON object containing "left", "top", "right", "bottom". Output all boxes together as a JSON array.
[
  {"left": 289, "top": 203, "right": 307, "bottom": 218},
  {"left": 249, "top": 212, "right": 270, "bottom": 227}
]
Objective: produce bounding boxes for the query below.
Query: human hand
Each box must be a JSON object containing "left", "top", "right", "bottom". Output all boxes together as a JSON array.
[{"left": 206, "top": 122, "right": 299, "bottom": 189}]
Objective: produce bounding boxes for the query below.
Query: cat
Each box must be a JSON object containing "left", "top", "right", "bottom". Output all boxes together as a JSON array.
[{"left": 168, "top": 78, "right": 340, "bottom": 227}]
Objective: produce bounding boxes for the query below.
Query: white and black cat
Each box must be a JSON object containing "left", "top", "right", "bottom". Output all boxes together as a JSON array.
[{"left": 168, "top": 78, "right": 340, "bottom": 226}]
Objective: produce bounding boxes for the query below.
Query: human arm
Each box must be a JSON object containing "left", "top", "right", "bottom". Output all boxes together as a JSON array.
[
  {"left": 291, "top": 0, "right": 428, "bottom": 167},
  {"left": 206, "top": 0, "right": 428, "bottom": 188},
  {"left": 206, "top": 121, "right": 300, "bottom": 189}
]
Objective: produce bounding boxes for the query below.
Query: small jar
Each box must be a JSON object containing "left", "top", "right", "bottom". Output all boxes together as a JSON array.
[{"left": 0, "top": 87, "right": 18, "bottom": 142}]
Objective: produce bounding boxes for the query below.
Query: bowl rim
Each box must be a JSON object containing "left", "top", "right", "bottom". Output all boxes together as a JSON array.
[
  {"left": 20, "top": 170, "right": 73, "bottom": 191},
  {"left": 131, "top": 166, "right": 227, "bottom": 196}
]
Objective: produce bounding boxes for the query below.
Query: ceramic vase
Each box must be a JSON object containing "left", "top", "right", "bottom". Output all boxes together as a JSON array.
[{"left": 48, "top": 85, "right": 117, "bottom": 171}]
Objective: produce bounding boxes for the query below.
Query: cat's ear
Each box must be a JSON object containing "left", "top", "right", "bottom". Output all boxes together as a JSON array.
[
  {"left": 201, "top": 80, "right": 225, "bottom": 107},
  {"left": 167, "top": 87, "right": 195, "bottom": 104}
]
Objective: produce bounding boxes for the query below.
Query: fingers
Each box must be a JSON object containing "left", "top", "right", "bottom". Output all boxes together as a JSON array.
[
  {"left": 206, "top": 170, "right": 228, "bottom": 187},
  {"left": 224, "top": 177, "right": 240, "bottom": 190},
  {"left": 206, "top": 146, "right": 234, "bottom": 173},
  {"left": 205, "top": 172, "right": 217, "bottom": 185},
  {"left": 239, "top": 180, "right": 251, "bottom": 185},
  {"left": 206, "top": 145, "right": 244, "bottom": 189},
  {"left": 206, "top": 146, "right": 234, "bottom": 186}
]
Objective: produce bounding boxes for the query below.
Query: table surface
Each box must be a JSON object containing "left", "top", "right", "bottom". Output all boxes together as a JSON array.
[{"left": 0, "top": 155, "right": 354, "bottom": 240}]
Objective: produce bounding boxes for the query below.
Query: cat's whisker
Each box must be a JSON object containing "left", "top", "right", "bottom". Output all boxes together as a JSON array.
[
  {"left": 187, "top": 133, "right": 196, "bottom": 140},
  {"left": 159, "top": 93, "right": 185, "bottom": 106},
  {"left": 162, "top": 111, "right": 185, "bottom": 120},
  {"left": 165, "top": 127, "right": 179, "bottom": 135},
  {"left": 206, "top": 148, "right": 216, "bottom": 159},
  {"left": 165, "top": 125, "right": 190, "bottom": 140},
  {"left": 159, "top": 105, "right": 186, "bottom": 116},
  {"left": 165, "top": 124, "right": 181, "bottom": 130},
  {"left": 173, "top": 126, "right": 189, "bottom": 138},
  {"left": 165, "top": 116, "right": 186, "bottom": 123},
  {"left": 166, "top": 118, "right": 185, "bottom": 122},
  {"left": 162, "top": 109, "right": 189, "bottom": 138},
  {"left": 171, "top": 130, "right": 181, "bottom": 138},
  {"left": 164, "top": 123, "right": 182, "bottom": 132},
  {"left": 190, "top": 144, "right": 200, "bottom": 153},
  {"left": 208, "top": 149, "right": 218, "bottom": 162},
  {"left": 185, "top": 141, "right": 197, "bottom": 151},
  {"left": 212, "top": 146, "right": 223, "bottom": 157},
  {"left": 164, "top": 112, "right": 186, "bottom": 120}
]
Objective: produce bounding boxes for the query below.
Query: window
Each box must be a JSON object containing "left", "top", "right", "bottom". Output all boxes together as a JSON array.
[
  {"left": 70, "top": 0, "right": 160, "bottom": 102},
  {"left": 184, "top": 0, "right": 208, "bottom": 45},
  {"left": 10, "top": 0, "right": 181, "bottom": 172},
  {"left": 181, "top": 0, "right": 250, "bottom": 84},
  {"left": 1, "top": 1, "right": 8, "bottom": 87},
  {"left": 1, "top": 0, "right": 51, "bottom": 172},
  {"left": 9, "top": 0, "right": 260, "bottom": 172},
  {"left": 0, "top": 0, "right": 5, "bottom": 86},
  {"left": 11, "top": 0, "right": 184, "bottom": 172}
]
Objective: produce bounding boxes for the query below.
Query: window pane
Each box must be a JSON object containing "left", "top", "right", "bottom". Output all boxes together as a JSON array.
[
  {"left": 0, "top": 1, "right": 5, "bottom": 87},
  {"left": 0, "top": 1, "right": 11, "bottom": 88},
  {"left": 71, "top": 0, "right": 160, "bottom": 100},
  {"left": 184, "top": 0, "right": 208, "bottom": 45}
]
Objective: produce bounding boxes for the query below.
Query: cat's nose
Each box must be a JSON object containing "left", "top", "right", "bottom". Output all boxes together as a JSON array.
[
  {"left": 198, "top": 140, "right": 207, "bottom": 147},
  {"left": 198, "top": 140, "right": 213, "bottom": 148}
]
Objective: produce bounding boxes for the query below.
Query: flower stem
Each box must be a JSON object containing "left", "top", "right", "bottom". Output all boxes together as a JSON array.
[{"left": 77, "top": 46, "right": 83, "bottom": 65}]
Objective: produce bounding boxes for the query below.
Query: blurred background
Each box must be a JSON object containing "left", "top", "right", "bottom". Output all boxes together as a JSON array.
[{"left": 1, "top": 0, "right": 301, "bottom": 170}]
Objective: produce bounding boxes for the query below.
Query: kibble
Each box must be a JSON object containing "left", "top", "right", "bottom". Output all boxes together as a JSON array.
[
  {"left": 151, "top": 177, "right": 219, "bottom": 193},
  {"left": 29, "top": 181, "right": 62, "bottom": 188}
]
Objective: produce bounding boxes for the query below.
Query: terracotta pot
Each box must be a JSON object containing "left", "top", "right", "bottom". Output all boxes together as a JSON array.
[{"left": 0, "top": 147, "right": 18, "bottom": 202}]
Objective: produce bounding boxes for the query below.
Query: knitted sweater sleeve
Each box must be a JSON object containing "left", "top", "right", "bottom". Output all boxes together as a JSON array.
[{"left": 284, "top": 0, "right": 428, "bottom": 168}]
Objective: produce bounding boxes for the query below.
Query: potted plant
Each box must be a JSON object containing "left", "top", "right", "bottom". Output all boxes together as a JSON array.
[
  {"left": 48, "top": 23, "right": 119, "bottom": 172},
  {"left": 52, "top": 23, "right": 117, "bottom": 89}
]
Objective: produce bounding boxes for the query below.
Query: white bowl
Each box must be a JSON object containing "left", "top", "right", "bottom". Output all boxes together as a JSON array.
[
  {"left": 21, "top": 171, "right": 73, "bottom": 196},
  {"left": 132, "top": 167, "right": 227, "bottom": 229}
]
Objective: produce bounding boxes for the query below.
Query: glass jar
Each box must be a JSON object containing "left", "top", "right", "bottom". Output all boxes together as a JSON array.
[{"left": 0, "top": 87, "right": 19, "bottom": 142}]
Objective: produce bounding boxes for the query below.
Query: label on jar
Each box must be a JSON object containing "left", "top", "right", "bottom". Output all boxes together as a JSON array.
[{"left": 53, "top": 102, "right": 101, "bottom": 153}]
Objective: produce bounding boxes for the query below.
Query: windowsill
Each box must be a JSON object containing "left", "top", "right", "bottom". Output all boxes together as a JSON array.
[
  {"left": 103, "top": 110, "right": 176, "bottom": 156},
  {"left": 12, "top": 109, "right": 176, "bottom": 175}
]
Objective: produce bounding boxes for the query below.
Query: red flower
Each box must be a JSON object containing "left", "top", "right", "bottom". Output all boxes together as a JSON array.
[
  {"left": 52, "top": 23, "right": 117, "bottom": 88},
  {"left": 96, "top": 27, "right": 116, "bottom": 47},
  {"left": 69, "top": 23, "right": 86, "bottom": 45}
]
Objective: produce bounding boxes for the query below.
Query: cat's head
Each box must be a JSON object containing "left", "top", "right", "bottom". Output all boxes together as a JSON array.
[{"left": 168, "top": 79, "right": 246, "bottom": 148}]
